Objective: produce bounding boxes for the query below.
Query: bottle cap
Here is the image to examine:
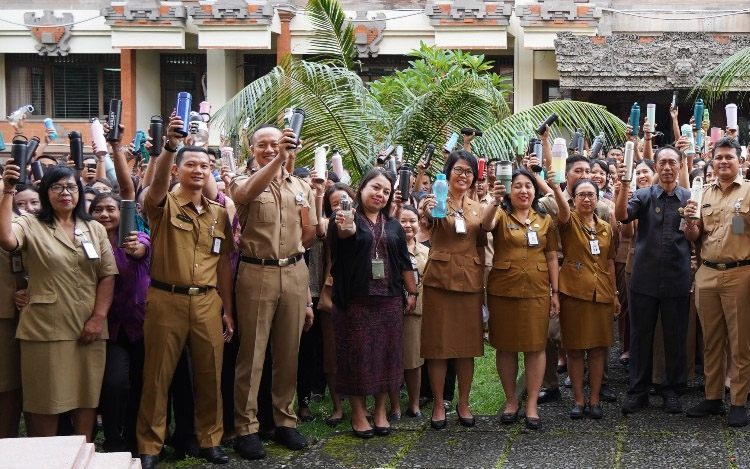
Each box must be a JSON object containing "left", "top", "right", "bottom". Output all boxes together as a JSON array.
[
  {"left": 436, "top": 173, "right": 446, "bottom": 180},
  {"left": 553, "top": 138, "right": 566, "bottom": 145}
]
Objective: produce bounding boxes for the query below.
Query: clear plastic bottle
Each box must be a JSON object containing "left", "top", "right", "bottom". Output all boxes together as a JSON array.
[
  {"left": 681, "top": 124, "right": 695, "bottom": 156},
  {"left": 551, "top": 138, "right": 567, "bottom": 183},
  {"left": 432, "top": 173, "right": 449, "bottom": 218},
  {"left": 340, "top": 193, "right": 354, "bottom": 230},
  {"left": 690, "top": 176, "right": 703, "bottom": 219}
]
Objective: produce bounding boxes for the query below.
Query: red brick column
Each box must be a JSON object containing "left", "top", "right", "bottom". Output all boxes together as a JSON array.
[
  {"left": 120, "top": 49, "right": 136, "bottom": 141},
  {"left": 277, "top": 11, "right": 295, "bottom": 64}
]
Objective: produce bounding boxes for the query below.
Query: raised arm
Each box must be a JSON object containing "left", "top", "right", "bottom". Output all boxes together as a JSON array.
[
  {"left": 233, "top": 129, "right": 295, "bottom": 205},
  {"left": 480, "top": 180, "right": 505, "bottom": 232},
  {"left": 0, "top": 169, "right": 19, "bottom": 251},
  {"left": 105, "top": 123, "right": 136, "bottom": 201},
  {"left": 145, "top": 112, "right": 182, "bottom": 207}
]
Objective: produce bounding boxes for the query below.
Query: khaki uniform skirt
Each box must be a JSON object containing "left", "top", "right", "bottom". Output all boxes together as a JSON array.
[
  {"left": 421, "top": 286, "right": 484, "bottom": 359},
  {"left": 21, "top": 339, "right": 105, "bottom": 414},
  {"left": 559, "top": 295, "right": 614, "bottom": 350},
  {"left": 0, "top": 318, "right": 21, "bottom": 393},
  {"left": 402, "top": 314, "right": 424, "bottom": 370},
  {"left": 488, "top": 295, "right": 550, "bottom": 353}
]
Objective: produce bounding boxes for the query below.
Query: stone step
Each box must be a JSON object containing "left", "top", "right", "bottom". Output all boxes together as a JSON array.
[
  {"left": 0, "top": 435, "right": 138, "bottom": 469},
  {"left": 72, "top": 442, "right": 95, "bottom": 469},
  {"left": 129, "top": 458, "right": 143, "bottom": 469},
  {"left": 88, "top": 452, "right": 139, "bottom": 469}
]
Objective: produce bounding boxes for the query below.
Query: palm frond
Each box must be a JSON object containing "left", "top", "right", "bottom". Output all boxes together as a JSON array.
[
  {"left": 473, "top": 100, "right": 627, "bottom": 162},
  {"left": 306, "top": 0, "right": 358, "bottom": 71},
  {"left": 212, "top": 60, "right": 382, "bottom": 181},
  {"left": 690, "top": 47, "right": 750, "bottom": 105}
]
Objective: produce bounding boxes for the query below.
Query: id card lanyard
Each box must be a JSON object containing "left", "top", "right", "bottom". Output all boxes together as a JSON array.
[
  {"left": 525, "top": 219, "right": 539, "bottom": 247},
  {"left": 370, "top": 214, "right": 386, "bottom": 279},
  {"left": 580, "top": 221, "right": 600, "bottom": 255},
  {"left": 76, "top": 226, "right": 100, "bottom": 260},
  {"left": 733, "top": 198, "right": 745, "bottom": 234}
]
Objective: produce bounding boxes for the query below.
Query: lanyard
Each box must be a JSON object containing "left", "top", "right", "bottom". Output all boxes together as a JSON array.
[{"left": 364, "top": 213, "right": 386, "bottom": 259}]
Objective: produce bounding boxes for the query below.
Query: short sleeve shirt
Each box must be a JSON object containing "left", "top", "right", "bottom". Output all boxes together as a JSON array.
[
  {"left": 144, "top": 190, "right": 233, "bottom": 287},
  {"left": 12, "top": 215, "right": 119, "bottom": 341},
  {"left": 699, "top": 175, "right": 750, "bottom": 263}
]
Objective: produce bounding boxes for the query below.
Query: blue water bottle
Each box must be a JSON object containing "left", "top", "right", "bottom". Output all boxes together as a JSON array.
[
  {"left": 432, "top": 173, "right": 449, "bottom": 218},
  {"left": 0, "top": 131, "right": 5, "bottom": 151},
  {"left": 694, "top": 99, "right": 704, "bottom": 147},
  {"left": 43, "top": 118, "right": 58, "bottom": 140},
  {"left": 175, "top": 92, "right": 192, "bottom": 137},
  {"left": 629, "top": 102, "right": 640, "bottom": 136}
]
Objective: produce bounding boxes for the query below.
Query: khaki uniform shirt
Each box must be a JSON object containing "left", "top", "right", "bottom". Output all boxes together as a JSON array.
[
  {"left": 12, "top": 215, "right": 118, "bottom": 341},
  {"left": 479, "top": 194, "right": 495, "bottom": 268},
  {"left": 699, "top": 175, "right": 750, "bottom": 263},
  {"left": 0, "top": 215, "right": 19, "bottom": 319},
  {"left": 539, "top": 191, "right": 612, "bottom": 259},
  {"left": 558, "top": 211, "right": 616, "bottom": 304},
  {"left": 487, "top": 208, "right": 557, "bottom": 298},
  {"left": 422, "top": 196, "right": 487, "bottom": 293},
  {"left": 145, "top": 190, "right": 233, "bottom": 287},
  {"left": 407, "top": 241, "right": 429, "bottom": 316},
  {"left": 231, "top": 169, "right": 317, "bottom": 259}
]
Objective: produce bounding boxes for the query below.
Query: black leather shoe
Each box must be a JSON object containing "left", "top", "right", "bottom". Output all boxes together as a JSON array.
[
  {"left": 589, "top": 404, "right": 604, "bottom": 420},
  {"left": 234, "top": 433, "right": 267, "bottom": 460},
  {"left": 570, "top": 404, "right": 585, "bottom": 420},
  {"left": 173, "top": 437, "right": 199, "bottom": 460},
  {"left": 662, "top": 394, "right": 683, "bottom": 414},
  {"left": 199, "top": 446, "right": 229, "bottom": 464},
  {"left": 373, "top": 424, "right": 392, "bottom": 436},
  {"left": 388, "top": 412, "right": 401, "bottom": 422},
  {"left": 524, "top": 416, "right": 541, "bottom": 430},
  {"left": 537, "top": 388, "right": 562, "bottom": 404},
  {"left": 298, "top": 407, "right": 315, "bottom": 423},
  {"left": 351, "top": 421, "right": 374, "bottom": 439},
  {"left": 326, "top": 416, "right": 343, "bottom": 427},
  {"left": 405, "top": 408, "right": 422, "bottom": 418},
  {"left": 139, "top": 454, "right": 159, "bottom": 469},
  {"left": 599, "top": 385, "right": 617, "bottom": 403},
  {"left": 456, "top": 405, "right": 475, "bottom": 427},
  {"left": 273, "top": 426, "right": 308, "bottom": 450},
  {"left": 430, "top": 418, "right": 447, "bottom": 430},
  {"left": 728, "top": 405, "right": 748, "bottom": 427},
  {"left": 500, "top": 409, "right": 519, "bottom": 424},
  {"left": 687, "top": 399, "right": 725, "bottom": 418},
  {"left": 622, "top": 394, "right": 649, "bottom": 415}
]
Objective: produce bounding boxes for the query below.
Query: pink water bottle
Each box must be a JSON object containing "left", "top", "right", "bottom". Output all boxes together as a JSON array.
[
  {"left": 331, "top": 148, "right": 344, "bottom": 179},
  {"left": 199, "top": 101, "right": 211, "bottom": 122}
]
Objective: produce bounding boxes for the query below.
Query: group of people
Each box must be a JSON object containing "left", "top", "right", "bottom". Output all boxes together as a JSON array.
[{"left": 0, "top": 100, "right": 749, "bottom": 469}]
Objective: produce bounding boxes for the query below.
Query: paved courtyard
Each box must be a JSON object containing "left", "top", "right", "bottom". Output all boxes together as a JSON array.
[{"left": 177, "top": 346, "right": 749, "bottom": 469}]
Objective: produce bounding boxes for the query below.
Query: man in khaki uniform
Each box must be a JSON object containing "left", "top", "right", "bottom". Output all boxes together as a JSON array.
[
  {"left": 137, "top": 115, "right": 235, "bottom": 469},
  {"left": 231, "top": 125, "right": 316, "bottom": 460},
  {"left": 538, "top": 154, "right": 616, "bottom": 404},
  {"left": 685, "top": 137, "right": 750, "bottom": 427}
]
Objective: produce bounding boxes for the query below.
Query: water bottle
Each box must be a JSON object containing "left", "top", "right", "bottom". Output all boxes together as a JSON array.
[
  {"left": 622, "top": 141, "right": 635, "bottom": 182},
  {"left": 289, "top": 109, "right": 305, "bottom": 145},
  {"left": 516, "top": 132, "right": 525, "bottom": 156},
  {"left": 119, "top": 200, "right": 137, "bottom": 247},
  {"left": 646, "top": 104, "right": 656, "bottom": 130},
  {"left": 477, "top": 156, "right": 486, "bottom": 180},
  {"left": 431, "top": 173, "right": 449, "bottom": 218},
  {"left": 313, "top": 144, "right": 329, "bottom": 182},
  {"left": 694, "top": 99, "right": 704, "bottom": 131},
  {"left": 710, "top": 127, "right": 722, "bottom": 144},
  {"left": 399, "top": 164, "right": 411, "bottom": 201},
  {"left": 726, "top": 104, "right": 738, "bottom": 131},
  {"left": 90, "top": 118, "right": 108, "bottom": 157},
  {"left": 629, "top": 102, "right": 640, "bottom": 136},
  {"left": 149, "top": 116, "right": 163, "bottom": 156},
  {"left": 69, "top": 131, "right": 84, "bottom": 170},
  {"left": 198, "top": 101, "right": 211, "bottom": 121},
  {"left": 175, "top": 92, "right": 193, "bottom": 137},
  {"left": 7, "top": 105, "right": 34, "bottom": 127},
  {"left": 331, "top": 148, "right": 344, "bottom": 179},
  {"left": 681, "top": 124, "right": 695, "bottom": 156},
  {"left": 590, "top": 134, "right": 604, "bottom": 159},
  {"left": 690, "top": 177, "right": 703, "bottom": 219},
  {"left": 421, "top": 143, "right": 435, "bottom": 168},
  {"left": 10, "top": 136, "right": 29, "bottom": 185},
  {"left": 44, "top": 118, "right": 58, "bottom": 140},
  {"left": 220, "top": 147, "right": 236, "bottom": 173},
  {"left": 496, "top": 160, "right": 512, "bottom": 189},
  {"left": 576, "top": 131, "right": 585, "bottom": 156},
  {"left": 536, "top": 113, "right": 558, "bottom": 135},
  {"left": 532, "top": 140, "right": 544, "bottom": 172},
  {"left": 388, "top": 155, "right": 397, "bottom": 175},
  {"left": 25, "top": 136, "right": 40, "bottom": 162},
  {"left": 551, "top": 138, "right": 566, "bottom": 184},
  {"left": 396, "top": 145, "right": 404, "bottom": 164},
  {"left": 340, "top": 193, "right": 354, "bottom": 230},
  {"left": 444, "top": 133, "right": 459, "bottom": 153},
  {"left": 0, "top": 131, "right": 5, "bottom": 151},
  {"left": 31, "top": 161, "right": 44, "bottom": 182},
  {"left": 569, "top": 129, "right": 581, "bottom": 151},
  {"left": 106, "top": 99, "right": 123, "bottom": 142}
]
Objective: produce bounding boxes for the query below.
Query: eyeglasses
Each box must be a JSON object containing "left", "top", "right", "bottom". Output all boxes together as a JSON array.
[
  {"left": 452, "top": 167, "right": 474, "bottom": 177},
  {"left": 575, "top": 192, "right": 597, "bottom": 200},
  {"left": 50, "top": 184, "right": 79, "bottom": 194}
]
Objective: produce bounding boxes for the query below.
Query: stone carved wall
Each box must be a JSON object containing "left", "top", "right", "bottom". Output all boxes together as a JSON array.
[
  {"left": 190, "top": 0, "right": 275, "bottom": 25},
  {"left": 425, "top": 0, "right": 513, "bottom": 26},
  {"left": 555, "top": 31, "right": 750, "bottom": 91},
  {"left": 102, "top": 0, "right": 188, "bottom": 26},
  {"left": 348, "top": 11, "right": 386, "bottom": 58},
  {"left": 516, "top": 0, "right": 607, "bottom": 28},
  {"left": 24, "top": 10, "right": 74, "bottom": 56}
]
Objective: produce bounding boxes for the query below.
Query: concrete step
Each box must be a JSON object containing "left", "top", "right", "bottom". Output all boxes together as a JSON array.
[
  {"left": 88, "top": 452, "right": 139, "bottom": 469},
  {"left": 72, "top": 442, "right": 95, "bottom": 469},
  {"left": 129, "top": 458, "right": 143, "bottom": 469},
  {"left": 0, "top": 435, "right": 138, "bottom": 469}
]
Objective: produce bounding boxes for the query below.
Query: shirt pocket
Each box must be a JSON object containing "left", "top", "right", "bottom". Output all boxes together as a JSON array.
[
  {"left": 493, "top": 260, "right": 511, "bottom": 270},
  {"left": 250, "top": 192, "right": 276, "bottom": 224},
  {"left": 169, "top": 216, "right": 193, "bottom": 249},
  {"left": 537, "top": 261, "right": 549, "bottom": 272}
]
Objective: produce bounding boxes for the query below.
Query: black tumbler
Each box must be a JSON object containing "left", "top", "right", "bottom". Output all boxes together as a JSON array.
[
  {"left": 536, "top": 113, "right": 558, "bottom": 135},
  {"left": 25, "top": 136, "right": 40, "bottom": 162},
  {"left": 399, "top": 164, "right": 411, "bottom": 201},
  {"left": 31, "top": 161, "right": 44, "bottom": 181},
  {"left": 289, "top": 109, "right": 305, "bottom": 146},
  {"left": 106, "top": 99, "right": 123, "bottom": 142},
  {"left": 149, "top": 116, "right": 163, "bottom": 156},
  {"left": 422, "top": 143, "right": 435, "bottom": 168},
  {"left": 69, "top": 131, "right": 84, "bottom": 170},
  {"left": 119, "top": 200, "right": 137, "bottom": 247},
  {"left": 10, "top": 136, "right": 29, "bottom": 185}
]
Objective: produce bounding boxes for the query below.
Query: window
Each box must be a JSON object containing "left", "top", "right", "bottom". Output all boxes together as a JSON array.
[
  {"left": 5, "top": 54, "right": 120, "bottom": 119},
  {"left": 242, "top": 54, "right": 276, "bottom": 86},
  {"left": 160, "top": 54, "right": 206, "bottom": 119}
]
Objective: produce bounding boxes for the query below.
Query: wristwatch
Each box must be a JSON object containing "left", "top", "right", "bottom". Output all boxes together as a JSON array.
[
  {"left": 306, "top": 302, "right": 314, "bottom": 308},
  {"left": 164, "top": 141, "right": 178, "bottom": 153},
  {"left": 406, "top": 291, "right": 419, "bottom": 298}
]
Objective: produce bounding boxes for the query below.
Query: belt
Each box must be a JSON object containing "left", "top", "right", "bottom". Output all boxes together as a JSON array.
[
  {"left": 702, "top": 260, "right": 750, "bottom": 271},
  {"left": 240, "top": 254, "right": 303, "bottom": 267},
  {"left": 151, "top": 279, "right": 213, "bottom": 296}
]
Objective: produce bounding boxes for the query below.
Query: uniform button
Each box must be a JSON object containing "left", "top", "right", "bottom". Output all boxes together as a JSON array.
[
  {"left": 282, "top": 223, "right": 286, "bottom": 227},
  {"left": 281, "top": 242, "right": 285, "bottom": 245},
  {"left": 195, "top": 264, "right": 199, "bottom": 267}
]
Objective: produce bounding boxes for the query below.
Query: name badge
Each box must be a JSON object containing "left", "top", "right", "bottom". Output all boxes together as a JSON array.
[
  {"left": 82, "top": 240, "right": 100, "bottom": 260},
  {"left": 372, "top": 258, "right": 385, "bottom": 279},
  {"left": 589, "top": 239, "right": 600, "bottom": 255},
  {"left": 679, "top": 218, "right": 687, "bottom": 232},
  {"left": 527, "top": 230, "right": 539, "bottom": 247},
  {"left": 212, "top": 237, "right": 222, "bottom": 255},
  {"left": 10, "top": 252, "right": 23, "bottom": 274},
  {"left": 413, "top": 269, "right": 420, "bottom": 285},
  {"left": 732, "top": 215, "right": 744, "bottom": 234},
  {"left": 454, "top": 217, "right": 467, "bottom": 235}
]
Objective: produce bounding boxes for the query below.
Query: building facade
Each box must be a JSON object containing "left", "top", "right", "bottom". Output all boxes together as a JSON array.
[{"left": 1, "top": 0, "right": 749, "bottom": 152}]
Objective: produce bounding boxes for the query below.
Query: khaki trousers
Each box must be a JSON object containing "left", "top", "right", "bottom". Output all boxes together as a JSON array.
[
  {"left": 695, "top": 265, "right": 750, "bottom": 406},
  {"left": 137, "top": 288, "right": 224, "bottom": 455},
  {"left": 234, "top": 261, "right": 307, "bottom": 436}
]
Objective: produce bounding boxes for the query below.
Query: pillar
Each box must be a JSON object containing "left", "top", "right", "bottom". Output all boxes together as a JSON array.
[
  {"left": 277, "top": 10, "right": 296, "bottom": 64},
  {"left": 206, "top": 49, "right": 238, "bottom": 145},
  {"left": 135, "top": 50, "right": 161, "bottom": 128},
  {"left": 120, "top": 49, "right": 137, "bottom": 141},
  {"left": 511, "top": 19, "right": 535, "bottom": 113}
]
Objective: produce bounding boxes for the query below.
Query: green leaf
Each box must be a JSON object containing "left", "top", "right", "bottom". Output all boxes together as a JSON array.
[{"left": 306, "top": 0, "right": 358, "bottom": 71}]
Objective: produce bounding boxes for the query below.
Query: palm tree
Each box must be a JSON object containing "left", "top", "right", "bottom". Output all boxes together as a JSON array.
[
  {"left": 212, "top": 0, "right": 626, "bottom": 180},
  {"left": 691, "top": 47, "right": 750, "bottom": 105}
]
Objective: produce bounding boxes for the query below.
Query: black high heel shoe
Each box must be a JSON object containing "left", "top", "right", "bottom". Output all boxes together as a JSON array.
[
  {"left": 456, "top": 405, "right": 476, "bottom": 428},
  {"left": 350, "top": 420, "right": 374, "bottom": 439}
]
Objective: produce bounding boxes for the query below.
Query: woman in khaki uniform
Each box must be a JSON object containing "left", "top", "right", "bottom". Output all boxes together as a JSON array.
[
  {"left": 421, "top": 150, "right": 487, "bottom": 430},
  {"left": 0, "top": 224, "right": 19, "bottom": 438},
  {"left": 481, "top": 168, "right": 559, "bottom": 430},
  {"left": 389, "top": 205, "right": 430, "bottom": 420},
  {"left": 552, "top": 177, "right": 619, "bottom": 420},
  {"left": 0, "top": 165, "right": 117, "bottom": 442}
]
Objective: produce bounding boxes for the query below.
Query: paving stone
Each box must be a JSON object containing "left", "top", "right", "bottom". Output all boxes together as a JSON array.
[
  {"left": 395, "top": 428, "right": 508, "bottom": 469},
  {"left": 504, "top": 432, "right": 616, "bottom": 469},
  {"left": 620, "top": 433, "right": 730, "bottom": 469}
]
